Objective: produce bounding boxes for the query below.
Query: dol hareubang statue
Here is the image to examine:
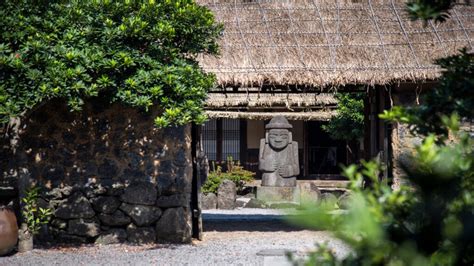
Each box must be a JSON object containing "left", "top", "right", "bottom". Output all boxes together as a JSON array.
[{"left": 259, "top": 116, "right": 299, "bottom": 187}]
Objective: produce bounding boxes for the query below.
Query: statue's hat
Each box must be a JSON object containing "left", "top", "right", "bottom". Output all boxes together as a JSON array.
[{"left": 265, "top": 116, "right": 293, "bottom": 129}]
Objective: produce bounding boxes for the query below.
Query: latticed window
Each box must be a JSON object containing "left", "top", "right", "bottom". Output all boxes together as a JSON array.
[
  {"left": 202, "top": 119, "right": 241, "bottom": 162},
  {"left": 202, "top": 119, "right": 217, "bottom": 161}
]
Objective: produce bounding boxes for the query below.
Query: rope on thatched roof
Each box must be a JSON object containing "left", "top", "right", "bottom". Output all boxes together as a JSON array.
[
  {"left": 205, "top": 93, "right": 337, "bottom": 108},
  {"left": 205, "top": 110, "right": 337, "bottom": 121},
  {"left": 197, "top": 0, "right": 474, "bottom": 87}
]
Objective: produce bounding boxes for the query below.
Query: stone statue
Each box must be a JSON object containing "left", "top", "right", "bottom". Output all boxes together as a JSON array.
[{"left": 258, "top": 116, "right": 299, "bottom": 187}]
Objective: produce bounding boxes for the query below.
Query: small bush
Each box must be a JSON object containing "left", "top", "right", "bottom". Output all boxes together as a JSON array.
[
  {"left": 21, "top": 186, "right": 52, "bottom": 235},
  {"left": 202, "top": 166, "right": 224, "bottom": 195},
  {"left": 202, "top": 157, "right": 255, "bottom": 195}
]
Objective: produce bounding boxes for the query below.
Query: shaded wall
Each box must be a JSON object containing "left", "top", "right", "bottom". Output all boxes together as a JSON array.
[
  {"left": 5, "top": 99, "right": 193, "bottom": 244},
  {"left": 390, "top": 87, "right": 425, "bottom": 189}
]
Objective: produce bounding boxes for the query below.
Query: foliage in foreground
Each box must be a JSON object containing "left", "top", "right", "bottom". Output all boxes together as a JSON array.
[
  {"left": 290, "top": 1, "right": 473, "bottom": 259},
  {"left": 0, "top": 0, "right": 222, "bottom": 127},
  {"left": 202, "top": 158, "right": 255, "bottom": 194},
  {"left": 21, "top": 186, "right": 52, "bottom": 235},
  {"left": 289, "top": 123, "right": 474, "bottom": 265},
  {"left": 322, "top": 93, "right": 364, "bottom": 141}
]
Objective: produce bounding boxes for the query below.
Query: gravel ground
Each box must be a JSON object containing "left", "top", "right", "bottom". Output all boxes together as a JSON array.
[{"left": 1, "top": 209, "right": 350, "bottom": 266}]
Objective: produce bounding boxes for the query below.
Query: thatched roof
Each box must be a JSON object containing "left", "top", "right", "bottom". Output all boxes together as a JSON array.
[
  {"left": 198, "top": 0, "right": 473, "bottom": 87},
  {"left": 205, "top": 110, "right": 337, "bottom": 121},
  {"left": 205, "top": 92, "right": 337, "bottom": 108}
]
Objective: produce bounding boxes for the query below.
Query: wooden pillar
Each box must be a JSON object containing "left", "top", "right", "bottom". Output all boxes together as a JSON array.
[
  {"left": 216, "top": 119, "right": 222, "bottom": 163},
  {"left": 303, "top": 121, "right": 309, "bottom": 177},
  {"left": 363, "top": 92, "right": 372, "bottom": 160},
  {"left": 239, "top": 119, "right": 247, "bottom": 165},
  {"left": 191, "top": 123, "right": 203, "bottom": 240}
]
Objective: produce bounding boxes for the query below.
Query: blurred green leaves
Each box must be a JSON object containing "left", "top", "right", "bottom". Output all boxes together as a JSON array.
[
  {"left": 289, "top": 123, "right": 474, "bottom": 265},
  {"left": 291, "top": 1, "right": 473, "bottom": 265},
  {"left": 0, "top": 0, "right": 222, "bottom": 127}
]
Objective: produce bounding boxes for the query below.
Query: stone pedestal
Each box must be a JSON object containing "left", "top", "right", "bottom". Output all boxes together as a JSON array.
[{"left": 256, "top": 186, "right": 300, "bottom": 203}]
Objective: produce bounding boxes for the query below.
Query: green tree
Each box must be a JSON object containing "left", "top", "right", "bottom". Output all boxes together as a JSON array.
[
  {"left": 322, "top": 93, "right": 364, "bottom": 141},
  {"left": 0, "top": 0, "right": 222, "bottom": 128}
]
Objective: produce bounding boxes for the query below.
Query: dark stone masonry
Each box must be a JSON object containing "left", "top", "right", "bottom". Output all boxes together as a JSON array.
[{"left": 2, "top": 99, "right": 193, "bottom": 244}]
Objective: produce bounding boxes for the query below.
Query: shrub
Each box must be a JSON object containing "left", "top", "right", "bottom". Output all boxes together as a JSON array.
[
  {"left": 221, "top": 158, "right": 255, "bottom": 193},
  {"left": 202, "top": 158, "right": 255, "bottom": 195},
  {"left": 21, "top": 186, "right": 52, "bottom": 235},
  {"left": 202, "top": 165, "right": 224, "bottom": 195}
]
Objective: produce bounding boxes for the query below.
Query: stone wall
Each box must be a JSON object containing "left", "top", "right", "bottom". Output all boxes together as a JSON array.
[
  {"left": 3, "top": 99, "right": 193, "bottom": 244},
  {"left": 390, "top": 91, "right": 423, "bottom": 189}
]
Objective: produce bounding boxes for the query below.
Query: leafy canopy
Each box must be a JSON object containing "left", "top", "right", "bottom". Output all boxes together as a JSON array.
[{"left": 0, "top": 0, "right": 222, "bottom": 127}]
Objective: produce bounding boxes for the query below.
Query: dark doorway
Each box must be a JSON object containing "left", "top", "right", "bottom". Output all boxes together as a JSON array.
[{"left": 306, "top": 121, "right": 347, "bottom": 177}]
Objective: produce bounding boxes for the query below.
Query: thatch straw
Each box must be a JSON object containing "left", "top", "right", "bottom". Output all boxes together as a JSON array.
[
  {"left": 205, "top": 92, "right": 337, "bottom": 108},
  {"left": 205, "top": 110, "right": 337, "bottom": 121},
  {"left": 197, "top": 0, "right": 473, "bottom": 87}
]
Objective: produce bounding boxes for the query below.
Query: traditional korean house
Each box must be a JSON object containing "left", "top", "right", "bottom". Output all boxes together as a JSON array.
[
  {"left": 197, "top": 0, "right": 474, "bottom": 184},
  {"left": 0, "top": 0, "right": 472, "bottom": 245}
]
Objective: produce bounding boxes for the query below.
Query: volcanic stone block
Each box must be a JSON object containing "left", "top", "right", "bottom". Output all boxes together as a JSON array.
[
  {"left": 120, "top": 203, "right": 162, "bottom": 226},
  {"left": 235, "top": 197, "right": 251, "bottom": 208},
  {"left": 95, "top": 229, "right": 127, "bottom": 245},
  {"left": 298, "top": 182, "right": 321, "bottom": 204},
  {"left": 156, "top": 194, "right": 190, "bottom": 208},
  {"left": 244, "top": 198, "right": 268, "bottom": 209},
  {"left": 55, "top": 192, "right": 95, "bottom": 219},
  {"left": 46, "top": 186, "right": 73, "bottom": 200},
  {"left": 256, "top": 186, "right": 300, "bottom": 203},
  {"left": 338, "top": 192, "right": 352, "bottom": 209},
  {"left": 217, "top": 180, "right": 236, "bottom": 209},
  {"left": 127, "top": 224, "right": 156, "bottom": 244},
  {"left": 56, "top": 234, "right": 88, "bottom": 244},
  {"left": 50, "top": 219, "right": 67, "bottom": 230},
  {"left": 320, "top": 193, "right": 338, "bottom": 204},
  {"left": 156, "top": 207, "right": 191, "bottom": 243},
  {"left": 98, "top": 210, "right": 132, "bottom": 227},
  {"left": 84, "top": 185, "right": 107, "bottom": 198},
  {"left": 68, "top": 219, "right": 100, "bottom": 237},
  {"left": 91, "top": 196, "right": 121, "bottom": 214},
  {"left": 201, "top": 193, "right": 217, "bottom": 210},
  {"left": 120, "top": 181, "right": 157, "bottom": 206}
]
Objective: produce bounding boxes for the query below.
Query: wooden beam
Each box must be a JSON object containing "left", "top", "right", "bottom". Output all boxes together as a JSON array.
[
  {"left": 216, "top": 119, "right": 222, "bottom": 162},
  {"left": 205, "top": 110, "right": 337, "bottom": 121},
  {"left": 239, "top": 119, "right": 247, "bottom": 165}
]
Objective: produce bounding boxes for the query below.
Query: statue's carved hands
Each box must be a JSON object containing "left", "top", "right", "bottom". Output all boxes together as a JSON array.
[
  {"left": 269, "top": 160, "right": 278, "bottom": 172},
  {"left": 278, "top": 165, "right": 290, "bottom": 177}
]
